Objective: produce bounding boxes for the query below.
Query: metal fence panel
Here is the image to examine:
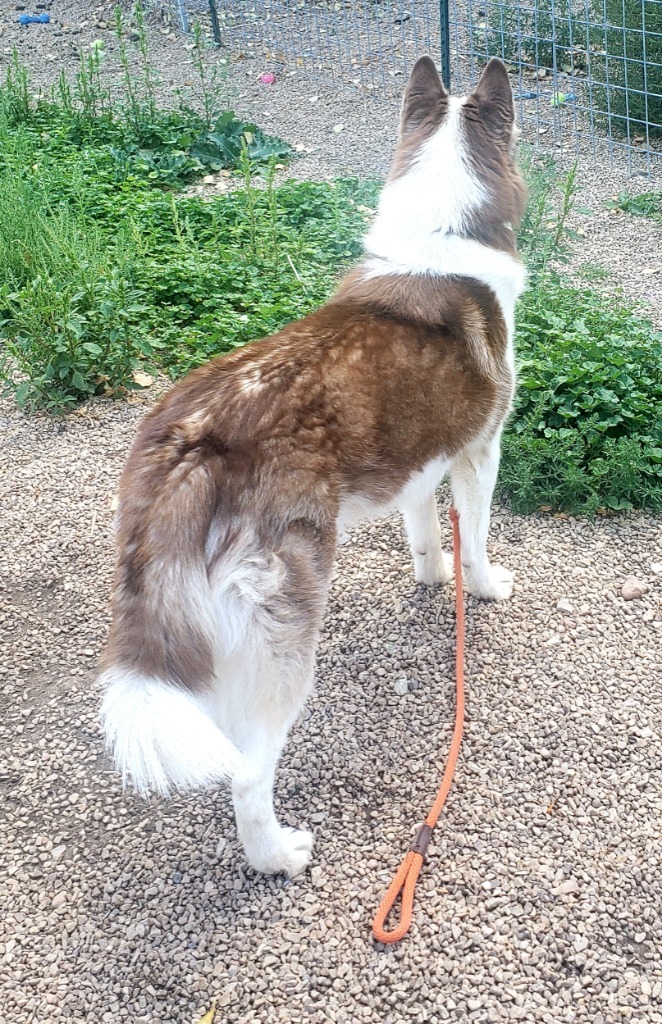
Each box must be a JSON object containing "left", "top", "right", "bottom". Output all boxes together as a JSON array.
[{"left": 149, "top": 0, "right": 661, "bottom": 171}]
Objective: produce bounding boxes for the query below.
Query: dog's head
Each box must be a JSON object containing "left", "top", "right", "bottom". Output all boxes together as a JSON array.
[{"left": 388, "top": 57, "right": 526, "bottom": 246}]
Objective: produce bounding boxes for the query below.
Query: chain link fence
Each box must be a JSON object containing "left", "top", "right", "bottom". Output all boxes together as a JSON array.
[{"left": 150, "top": 0, "right": 661, "bottom": 171}]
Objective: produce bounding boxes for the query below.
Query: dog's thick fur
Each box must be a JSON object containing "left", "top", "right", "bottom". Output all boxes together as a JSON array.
[{"left": 100, "top": 57, "right": 527, "bottom": 876}]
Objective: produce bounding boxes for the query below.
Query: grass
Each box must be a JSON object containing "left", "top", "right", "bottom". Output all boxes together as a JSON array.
[
  {"left": 0, "top": 39, "right": 659, "bottom": 514},
  {"left": 0, "top": 119, "right": 373, "bottom": 405}
]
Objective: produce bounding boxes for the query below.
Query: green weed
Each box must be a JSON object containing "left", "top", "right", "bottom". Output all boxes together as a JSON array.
[
  {"left": 577, "top": 263, "right": 611, "bottom": 283},
  {"left": 502, "top": 279, "right": 661, "bottom": 512},
  {"left": 605, "top": 192, "right": 662, "bottom": 219},
  {"left": 517, "top": 151, "right": 579, "bottom": 274},
  {"left": 0, "top": 38, "right": 290, "bottom": 191}
]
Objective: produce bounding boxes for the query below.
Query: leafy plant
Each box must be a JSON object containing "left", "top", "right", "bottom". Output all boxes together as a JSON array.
[
  {"left": 517, "top": 150, "right": 579, "bottom": 273},
  {"left": 190, "top": 111, "right": 292, "bottom": 173},
  {"left": 605, "top": 191, "right": 662, "bottom": 218},
  {"left": 0, "top": 166, "right": 151, "bottom": 409},
  {"left": 473, "top": 0, "right": 575, "bottom": 71},
  {"left": 0, "top": 36, "right": 290, "bottom": 191},
  {"left": 501, "top": 278, "right": 662, "bottom": 512}
]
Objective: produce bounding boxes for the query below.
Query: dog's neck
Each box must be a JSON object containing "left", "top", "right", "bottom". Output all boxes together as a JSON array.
[{"left": 362, "top": 223, "right": 527, "bottom": 339}]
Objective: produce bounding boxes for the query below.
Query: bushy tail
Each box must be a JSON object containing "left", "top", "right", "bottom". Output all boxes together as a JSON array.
[
  {"left": 99, "top": 427, "right": 250, "bottom": 797},
  {"left": 100, "top": 667, "right": 246, "bottom": 796}
]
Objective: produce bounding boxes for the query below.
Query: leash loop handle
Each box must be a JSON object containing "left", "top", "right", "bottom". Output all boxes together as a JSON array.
[
  {"left": 371, "top": 850, "right": 425, "bottom": 944},
  {"left": 371, "top": 506, "right": 465, "bottom": 944}
]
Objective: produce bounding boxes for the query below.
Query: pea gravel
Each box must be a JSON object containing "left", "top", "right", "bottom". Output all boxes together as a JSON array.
[{"left": 1, "top": 5, "right": 662, "bottom": 1024}]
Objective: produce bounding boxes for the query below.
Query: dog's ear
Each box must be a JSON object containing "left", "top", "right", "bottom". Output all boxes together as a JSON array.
[
  {"left": 470, "top": 58, "right": 515, "bottom": 141},
  {"left": 401, "top": 56, "right": 448, "bottom": 136}
]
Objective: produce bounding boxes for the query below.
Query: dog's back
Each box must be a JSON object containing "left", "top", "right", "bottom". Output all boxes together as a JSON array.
[{"left": 100, "top": 56, "right": 527, "bottom": 876}]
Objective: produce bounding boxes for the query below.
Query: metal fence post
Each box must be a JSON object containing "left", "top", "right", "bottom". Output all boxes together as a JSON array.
[
  {"left": 174, "top": 0, "right": 189, "bottom": 34},
  {"left": 208, "top": 0, "right": 222, "bottom": 46},
  {"left": 439, "top": 0, "right": 451, "bottom": 88}
]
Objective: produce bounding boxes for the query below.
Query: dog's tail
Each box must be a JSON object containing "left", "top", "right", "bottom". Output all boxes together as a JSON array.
[
  {"left": 100, "top": 667, "right": 246, "bottom": 797},
  {"left": 99, "top": 434, "right": 248, "bottom": 797}
]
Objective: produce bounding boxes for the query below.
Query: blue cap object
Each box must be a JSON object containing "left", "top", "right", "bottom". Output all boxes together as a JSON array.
[{"left": 18, "top": 12, "right": 51, "bottom": 24}]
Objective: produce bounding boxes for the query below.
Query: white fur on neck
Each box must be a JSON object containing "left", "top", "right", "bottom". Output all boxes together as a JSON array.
[{"left": 362, "top": 238, "right": 527, "bottom": 338}]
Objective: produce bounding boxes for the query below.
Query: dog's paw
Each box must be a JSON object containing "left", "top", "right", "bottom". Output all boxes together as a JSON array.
[
  {"left": 248, "top": 827, "right": 314, "bottom": 878},
  {"left": 414, "top": 550, "right": 452, "bottom": 586},
  {"left": 466, "top": 564, "right": 514, "bottom": 602},
  {"left": 279, "top": 827, "right": 315, "bottom": 877}
]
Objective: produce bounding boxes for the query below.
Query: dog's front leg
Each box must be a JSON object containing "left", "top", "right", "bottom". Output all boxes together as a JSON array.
[
  {"left": 402, "top": 492, "right": 452, "bottom": 585},
  {"left": 449, "top": 433, "right": 513, "bottom": 601}
]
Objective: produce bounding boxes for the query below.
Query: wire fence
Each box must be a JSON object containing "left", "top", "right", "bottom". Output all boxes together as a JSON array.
[{"left": 151, "top": 0, "right": 661, "bottom": 172}]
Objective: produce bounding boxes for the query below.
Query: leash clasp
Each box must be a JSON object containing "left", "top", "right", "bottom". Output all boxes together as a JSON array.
[{"left": 410, "top": 822, "right": 433, "bottom": 861}]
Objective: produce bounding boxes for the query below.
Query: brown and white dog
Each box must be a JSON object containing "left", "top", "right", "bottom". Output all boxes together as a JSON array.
[{"left": 100, "top": 57, "right": 527, "bottom": 877}]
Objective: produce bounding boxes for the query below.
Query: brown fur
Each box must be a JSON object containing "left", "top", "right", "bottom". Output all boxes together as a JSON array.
[
  {"left": 107, "top": 280, "right": 512, "bottom": 691},
  {"left": 388, "top": 54, "right": 450, "bottom": 182}
]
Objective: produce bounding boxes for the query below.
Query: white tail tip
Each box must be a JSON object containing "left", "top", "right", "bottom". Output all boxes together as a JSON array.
[{"left": 99, "top": 668, "right": 245, "bottom": 796}]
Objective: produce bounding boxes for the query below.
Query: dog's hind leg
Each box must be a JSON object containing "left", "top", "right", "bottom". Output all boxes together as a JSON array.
[
  {"left": 401, "top": 491, "right": 452, "bottom": 586},
  {"left": 231, "top": 703, "right": 315, "bottom": 877},
  {"left": 449, "top": 432, "right": 513, "bottom": 601},
  {"left": 213, "top": 522, "right": 334, "bottom": 876}
]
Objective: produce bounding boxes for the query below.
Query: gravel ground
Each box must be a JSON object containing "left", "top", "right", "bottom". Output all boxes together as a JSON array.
[
  {"left": 2, "top": 395, "right": 661, "bottom": 1024},
  {"left": 2, "top": 5, "right": 662, "bottom": 1024}
]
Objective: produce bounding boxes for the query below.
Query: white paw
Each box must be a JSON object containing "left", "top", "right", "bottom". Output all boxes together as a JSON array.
[
  {"left": 414, "top": 550, "right": 452, "bottom": 586},
  {"left": 466, "top": 564, "right": 514, "bottom": 602},
  {"left": 248, "top": 827, "right": 314, "bottom": 877}
]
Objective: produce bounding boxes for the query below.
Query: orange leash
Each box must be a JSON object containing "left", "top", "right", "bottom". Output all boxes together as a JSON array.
[{"left": 372, "top": 506, "right": 466, "bottom": 944}]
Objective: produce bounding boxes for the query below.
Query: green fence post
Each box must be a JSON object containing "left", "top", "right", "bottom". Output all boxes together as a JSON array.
[
  {"left": 208, "top": 0, "right": 222, "bottom": 46},
  {"left": 440, "top": 0, "right": 451, "bottom": 88}
]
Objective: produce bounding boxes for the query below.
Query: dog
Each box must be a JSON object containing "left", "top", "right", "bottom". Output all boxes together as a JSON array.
[{"left": 100, "top": 56, "right": 527, "bottom": 877}]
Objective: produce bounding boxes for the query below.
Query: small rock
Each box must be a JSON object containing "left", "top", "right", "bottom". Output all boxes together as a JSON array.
[
  {"left": 621, "top": 576, "right": 646, "bottom": 601},
  {"left": 556, "top": 598, "right": 574, "bottom": 613},
  {"left": 51, "top": 892, "right": 67, "bottom": 910},
  {"left": 552, "top": 878, "right": 579, "bottom": 895},
  {"left": 574, "top": 934, "right": 589, "bottom": 952},
  {"left": 651, "top": 562, "right": 662, "bottom": 574},
  {"left": 202, "top": 175, "right": 216, "bottom": 184},
  {"left": 393, "top": 678, "right": 408, "bottom": 696}
]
